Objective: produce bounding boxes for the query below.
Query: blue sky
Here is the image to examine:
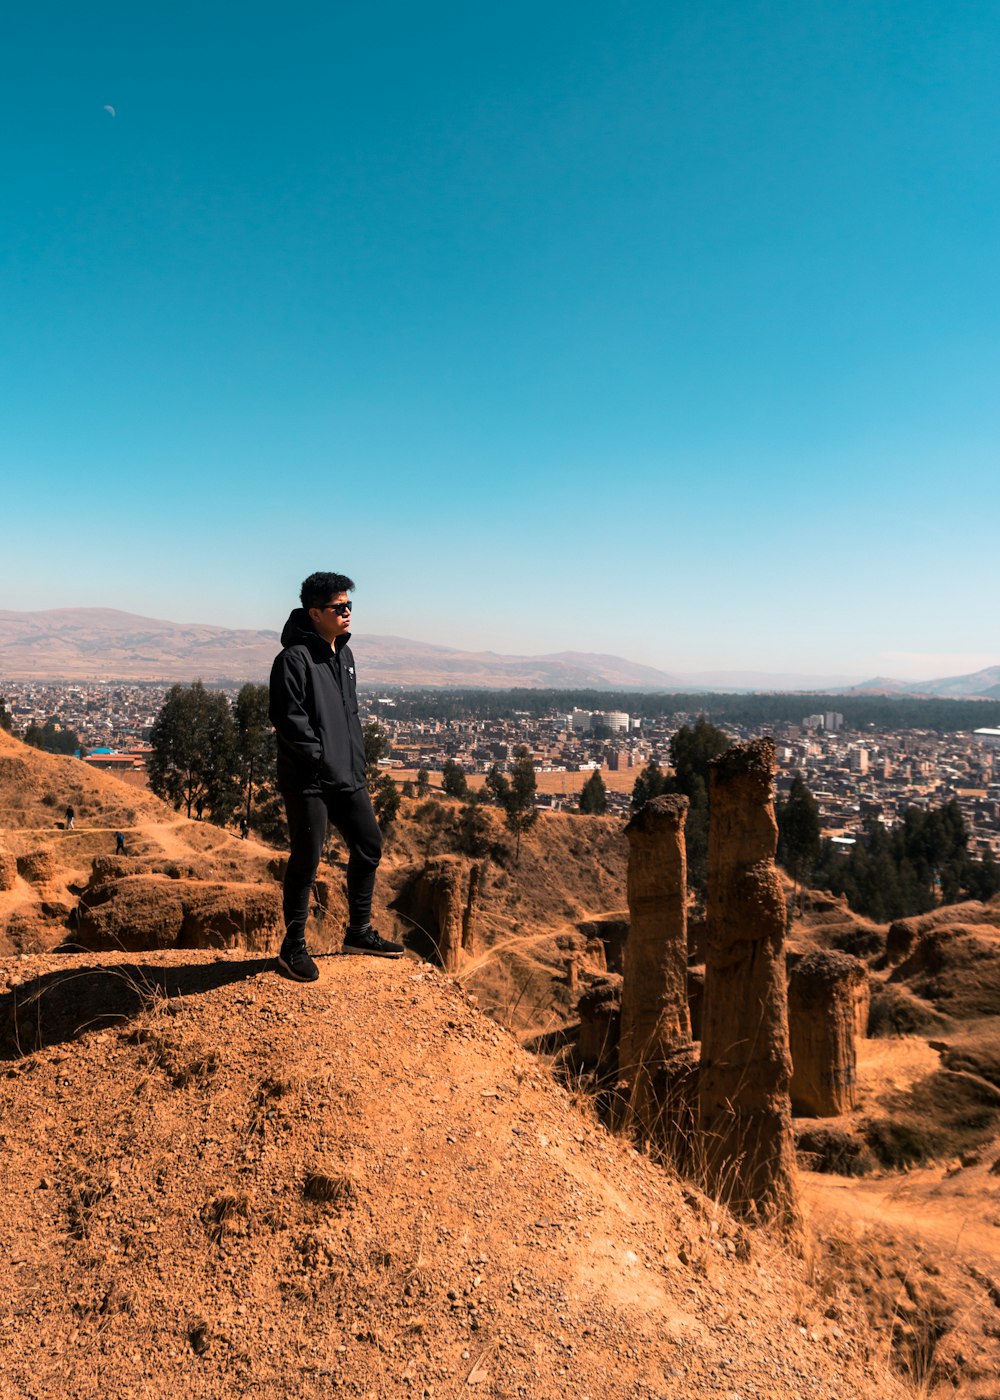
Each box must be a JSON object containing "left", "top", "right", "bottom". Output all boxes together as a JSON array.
[{"left": 1, "top": 1, "right": 997, "bottom": 681}]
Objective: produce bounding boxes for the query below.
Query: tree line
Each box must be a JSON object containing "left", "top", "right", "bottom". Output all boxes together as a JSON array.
[
  {"left": 379, "top": 688, "right": 1000, "bottom": 735},
  {"left": 146, "top": 682, "right": 406, "bottom": 841},
  {"left": 773, "top": 770, "right": 1000, "bottom": 921}
]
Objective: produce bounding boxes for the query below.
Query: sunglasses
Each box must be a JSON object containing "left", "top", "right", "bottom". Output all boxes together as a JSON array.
[{"left": 321, "top": 601, "right": 353, "bottom": 616}]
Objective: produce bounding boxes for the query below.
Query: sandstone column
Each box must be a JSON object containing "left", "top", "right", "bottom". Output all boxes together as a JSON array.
[
  {"left": 699, "top": 739, "right": 799, "bottom": 1228},
  {"left": 621, "top": 795, "right": 692, "bottom": 1146},
  {"left": 403, "top": 856, "right": 482, "bottom": 972},
  {"left": 788, "top": 950, "right": 868, "bottom": 1117}
]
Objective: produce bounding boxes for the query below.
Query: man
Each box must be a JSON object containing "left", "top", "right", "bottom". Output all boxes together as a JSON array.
[{"left": 269, "top": 571, "right": 404, "bottom": 981}]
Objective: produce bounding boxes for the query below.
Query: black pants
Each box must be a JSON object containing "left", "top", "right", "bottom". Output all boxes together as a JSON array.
[{"left": 280, "top": 785, "right": 382, "bottom": 948}]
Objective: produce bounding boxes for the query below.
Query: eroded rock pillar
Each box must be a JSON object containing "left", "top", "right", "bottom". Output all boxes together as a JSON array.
[
  {"left": 788, "top": 950, "right": 867, "bottom": 1117},
  {"left": 621, "top": 795, "right": 692, "bottom": 1144},
  {"left": 699, "top": 739, "right": 799, "bottom": 1228},
  {"left": 404, "top": 855, "right": 483, "bottom": 972}
]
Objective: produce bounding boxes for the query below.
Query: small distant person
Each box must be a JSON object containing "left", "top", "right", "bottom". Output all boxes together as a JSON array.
[
  {"left": 115, "top": 831, "right": 127, "bottom": 856},
  {"left": 269, "top": 571, "right": 403, "bottom": 982},
  {"left": 239, "top": 817, "right": 249, "bottom": 840},
  {"left": 195, "top": 796, "right": 205, "bottom": 821},
  {"left": 65, "top": 805, "right": 75, "bottom": 830}
]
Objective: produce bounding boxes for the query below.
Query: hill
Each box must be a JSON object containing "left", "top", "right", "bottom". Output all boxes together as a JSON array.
[
  {"left": 847, "top": 665, "right": 1000, "bottom": 700},
  {"left": 0, "top": 728, "right": 286, "bottom": 957},
  {"left": 0, "top": 948, "right": 907, "bottom": 1399},
  {"left": 5, "top": 729, "right": 1000, "bottom": 1392},
  {"left": 0, "top": 608, "right": 683, "bottom": 688},
  {"left": 0, "top": 728, "right": 628, "bottom": 1044}
]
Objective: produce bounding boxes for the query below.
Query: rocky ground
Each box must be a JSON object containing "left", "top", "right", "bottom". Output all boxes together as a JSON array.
[{"left": 1, "top": 949, "right": 907, "bottom": 1400}]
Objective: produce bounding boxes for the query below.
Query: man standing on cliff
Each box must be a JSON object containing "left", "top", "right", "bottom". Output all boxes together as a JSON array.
[{"left": 269, "top": 571, "right": 404, "bottom": 981}]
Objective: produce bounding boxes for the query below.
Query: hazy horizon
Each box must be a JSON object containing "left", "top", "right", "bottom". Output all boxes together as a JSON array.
[{"left": 0, "top": 605, "right": 996, "bottom": 687}]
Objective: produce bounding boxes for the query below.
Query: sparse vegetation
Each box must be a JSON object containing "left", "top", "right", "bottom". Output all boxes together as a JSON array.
[
  {"left": 865, "top": 1070, "right": 1000, "bottom": 1168},
  {"left": 867, "top": 985, "right": 952, "bottom": 1038},
  {"left": 796, "top": 1126, "right": 876, "bottom": 1177}
]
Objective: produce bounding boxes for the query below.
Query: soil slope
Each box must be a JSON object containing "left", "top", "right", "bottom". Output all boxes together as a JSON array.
[{"left": 0, "top": 950, "right": 904, "bottom": 1400}]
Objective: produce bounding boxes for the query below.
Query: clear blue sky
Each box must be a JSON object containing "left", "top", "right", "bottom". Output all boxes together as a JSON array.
[{"left": 2, "top": 1, "right": 997, "bottom": 681}]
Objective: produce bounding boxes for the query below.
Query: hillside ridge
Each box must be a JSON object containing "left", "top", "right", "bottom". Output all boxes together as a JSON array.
[{"left": 0, "top": 948, "right": 905, "bottom": 1398}]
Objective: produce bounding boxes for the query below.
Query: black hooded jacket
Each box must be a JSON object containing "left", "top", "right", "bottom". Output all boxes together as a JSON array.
[{"left": 269, "top": 610, "right": 367, "bottom": 794}]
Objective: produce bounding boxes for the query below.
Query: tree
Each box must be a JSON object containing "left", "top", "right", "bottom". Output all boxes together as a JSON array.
[
  {"left": 0, "top": 696, "right": 12, "bottom": 733},
  {"left": 441, "top": 759, "right": 469, "bottom": 799},
  {"left": 666, "top": 717, "right": 730, "bottom": 901},
  {"left": 148, "top": 681, "right": 240, "bottom": 822},
  {"left": 484, "top": 763, "right": 510, "bottom": 807},
  {"left": 578, "top": 770, "right": 608, "bottom": 815},
  {"left": 776, "top": 772, "right": 822, "bottom": 920},
  {"left": 967, "top": 850, "right": 1000, "bottom": 902},
  {"left": 669, "top": 716, "right": 730, "bottom": 798},
  {"left": 363, "top": 720, "right": 391, "bottom": 782},
  {"left": 24, "top": 718, "right": 81, "bottom": 755},
  {"left": 371, "top": 772, "right": 402, "bottom": 832},
  {"left": 416, "top": 768, "right": 430, "bottom": 797},
  {"left": 456, "top": 798, "right": 491, "bottom": 856},
  {"left": 631, "top": 760, "right": 668, "bottom": 810},
  {"left": 503, "top": 746, "right": 538, "bottom": 864},
  {"left": 234, "top": 683, "right": 279, "bottom": 836}
]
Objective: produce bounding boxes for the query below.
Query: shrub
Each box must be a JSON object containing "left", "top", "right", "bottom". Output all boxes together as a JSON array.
[
  {"left": 796, "top": 1126, "right": 876, "bottom": 1176},
  {"left": 868, "top": 985, "right": 950, "bottom": 1038}
]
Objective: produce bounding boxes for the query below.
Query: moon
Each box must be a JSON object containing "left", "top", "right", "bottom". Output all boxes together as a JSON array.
[{"left": 103, "top": 105, "right": 116, "bottom": 117}]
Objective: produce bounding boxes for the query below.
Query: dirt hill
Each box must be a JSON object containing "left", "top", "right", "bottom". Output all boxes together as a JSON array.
[
  {"left": 0, "top": 949, "right": 907, "bottom": 1400},
  {"left": 0, "top": 731, "right": 628, "bottom": 1041},
  {"left": 0, "top": 729, "right": 291, "bottom": 957}
]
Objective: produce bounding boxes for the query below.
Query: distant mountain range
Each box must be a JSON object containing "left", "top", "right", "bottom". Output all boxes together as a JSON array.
[
  {"left": 844, "top": 667, "right": 1000, "bottom": 700},
  {"left": 0, "top": 608, "right": 685, "bottom": 689},
  {"left": 0, "top": 608, "right": 996, "bottom": 696}
]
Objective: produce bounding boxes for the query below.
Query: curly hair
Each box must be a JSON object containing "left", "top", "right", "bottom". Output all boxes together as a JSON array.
[{"left": 300, "top": 571, "right": 356, "bottom": 610}]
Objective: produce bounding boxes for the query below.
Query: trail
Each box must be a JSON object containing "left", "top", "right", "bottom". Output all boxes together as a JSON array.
[{"left": 803, "top": 1153, "right": 1000, "bottom": 1272}]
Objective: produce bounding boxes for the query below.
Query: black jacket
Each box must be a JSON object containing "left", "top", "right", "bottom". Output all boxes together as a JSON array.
[{"left": 269, "top": 610, "right": 367, "bottom": 794}]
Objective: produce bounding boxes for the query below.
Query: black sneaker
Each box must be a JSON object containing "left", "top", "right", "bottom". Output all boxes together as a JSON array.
[
  {"left": 277, "top": 945, "right": 320, "bottom": 982},
  {"left": 341, "top": 925, "right": 405, "bottom": 959}
]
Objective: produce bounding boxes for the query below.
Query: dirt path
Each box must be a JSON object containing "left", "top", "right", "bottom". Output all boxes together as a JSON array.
[{"left": 803, "top": 1157, "right": 1000, "bottom": 1270}]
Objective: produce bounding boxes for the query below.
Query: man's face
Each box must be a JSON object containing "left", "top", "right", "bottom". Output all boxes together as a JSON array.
[{"left": 309, "top": 591, "right": 353, "bottom": 644}]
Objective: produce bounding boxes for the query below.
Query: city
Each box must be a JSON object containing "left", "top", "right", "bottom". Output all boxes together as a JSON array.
[{"left": 3, "top": 679, "right": 998, "bottom": 855}]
